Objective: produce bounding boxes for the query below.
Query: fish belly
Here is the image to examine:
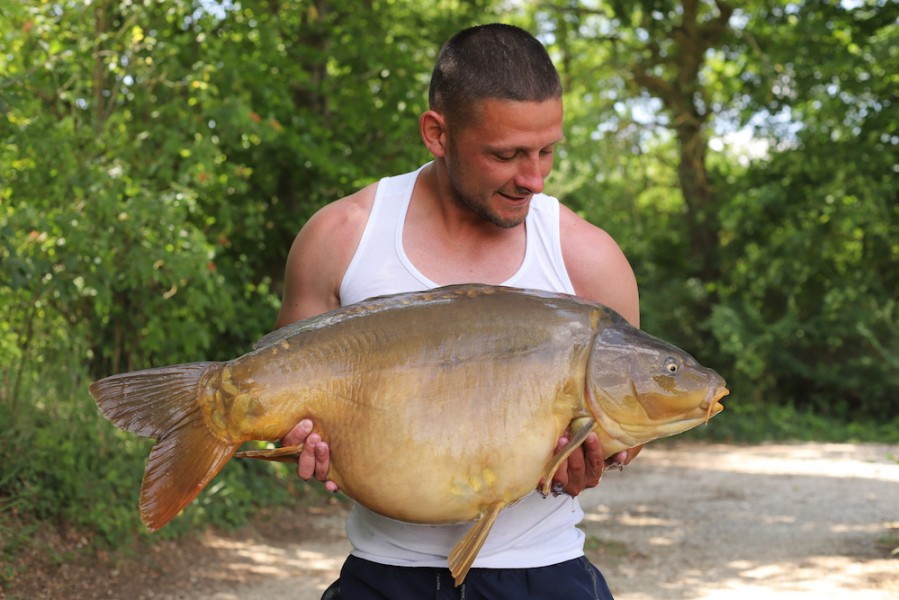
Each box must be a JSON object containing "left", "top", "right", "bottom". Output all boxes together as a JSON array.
[{"left": 233, "top": 288, "right": 598, "bottom": 523}]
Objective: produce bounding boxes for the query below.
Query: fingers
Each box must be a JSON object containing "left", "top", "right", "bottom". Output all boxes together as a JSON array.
[
  {"left": 581, "top": 432, "right": 604, "bottom": 488},
  {"left": 626, "top": 444, "right": 644, "bottom": 464},
  {"left": 281, "top": 418, "right": 313, "bottom": 447},
  {"left": 297, "top": 433, "right": 332, "bottom": 481},
  {"left": 546, "top": 432, "right": 607, "bottom": 497},
  {"left": 544, "top": 436, "right": 643, "bottom": 497},
  {"left": 562, "top": 432, "right": 606, "bottom": 495},
  {"left": 297, "top": 432, "right": 322, "bottom": 480},
  {"left": 313, "top": 437, "right": 331, "bottom": 481},
  {"left": 605, "top": 444, "right": 644, "bottom": 471},
  {"left": 548, "top": 434, "right": 590, "bottom": 497},
  {"left": 297, "top": 434, "right": 339, "bottom": 490},
  {"left": 285, "top": 419, "right": 339, "bottom": 491},
  {"left": 550, "top": 436, "right": 571, "bottom": 493},
  {"left": 561, "top": 439, "right": 586, "bottom": 497}
]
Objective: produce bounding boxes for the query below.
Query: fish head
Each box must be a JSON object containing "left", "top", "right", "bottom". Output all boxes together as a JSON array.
[{"left": 585, "top": 321, "right": 729, "bottom": 453}]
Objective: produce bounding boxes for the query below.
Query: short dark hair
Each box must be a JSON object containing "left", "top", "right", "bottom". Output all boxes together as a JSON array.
[{"left": 428, "top": 24, "right": 562, "bottom": 126}]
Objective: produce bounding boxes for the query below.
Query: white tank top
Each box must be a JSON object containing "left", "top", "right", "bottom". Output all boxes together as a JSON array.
[{"left": 337, "top": 164, "right": 585, "bottom": 569}]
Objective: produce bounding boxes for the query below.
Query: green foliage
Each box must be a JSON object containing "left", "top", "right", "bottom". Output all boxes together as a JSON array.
[
  {"left": 529, "top": 0, "right": 899, "bottom": 424},
  {"left": 0, "top": 0, "right": 496, "bottom": 574},
  {"left": 0, "top": 2, "right": 540, "bottom": 590},
  {"left": 1, "top": 0, "right": 495, "bottom": 383},
  {"left": 0, "top": 358, "right": 314, "bottom": 570},
  {"left": 680, "top": 398, "right": 899, "bottom": 445},
  {"left": 710, "top": 141, "right": 898, "bottom": 420},
  {"left": 1, "top": 0, "right": 897, "bottom": 578},
  {"left": 705, "top": 0, "right": 899, "bottom": 421},
  {"left": 0, "top": 341, "right": 149, "bottom": 553}
]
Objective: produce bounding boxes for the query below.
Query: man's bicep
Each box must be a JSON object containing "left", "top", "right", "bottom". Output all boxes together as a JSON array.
[
  {"left": 588, "top": 245, "right": 639, "bottom": 327},
  {"left": 560, "top": 208, "right": 640, "bottom": 327},
  {"left": 275, "top": 221, "right": 342, "bottom": 328},
  {"left": 274, "top": 190, "right": 375, "bottom": 329}
]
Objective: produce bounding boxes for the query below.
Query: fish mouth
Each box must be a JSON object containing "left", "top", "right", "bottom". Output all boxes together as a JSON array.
[{"left": 701, "top": 386, "right": 729, "bottom": 422}]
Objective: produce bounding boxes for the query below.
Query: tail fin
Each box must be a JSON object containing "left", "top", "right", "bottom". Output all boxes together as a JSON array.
[{"left": 89, "top": 362, "right": 240, "bottom": 531}]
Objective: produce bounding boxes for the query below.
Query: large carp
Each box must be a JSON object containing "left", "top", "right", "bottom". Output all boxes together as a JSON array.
[{"left": 90, "top": 284, "right": 728, "bottom": 585}]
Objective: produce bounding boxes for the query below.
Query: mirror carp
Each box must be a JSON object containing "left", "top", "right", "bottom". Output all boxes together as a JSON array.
[{"left": 90, "top": 284, "right": 728, "bottom": 585}]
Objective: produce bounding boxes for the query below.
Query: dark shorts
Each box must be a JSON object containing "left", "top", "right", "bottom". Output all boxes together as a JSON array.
[{"left": 321, "top": 554, "right": 615, "bottom": 600}]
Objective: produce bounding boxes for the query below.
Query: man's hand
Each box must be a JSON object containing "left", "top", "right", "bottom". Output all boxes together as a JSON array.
[
  {"left": 546, "top": 433, "right": 643, "bottom": 497},
  {"left": 282, "top": 419, "right": 339, "bottom": 492}
]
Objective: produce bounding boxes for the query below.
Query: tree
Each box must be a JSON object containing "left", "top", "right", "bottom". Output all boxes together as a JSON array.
[
  {"left": 709, "top": 0, "right": 899, "bottom": 417},
  {"left": 536, "top": 0, "right": 735, "bottom": 324},
  {"left": 1, "top": 0, "right": 495, "bottom": 387},
  {"left": 0, "top": 0, "right": 503, "bottom": 545},
  {"left": 525, "top": 0, "right": 898, "bottom": 419}
]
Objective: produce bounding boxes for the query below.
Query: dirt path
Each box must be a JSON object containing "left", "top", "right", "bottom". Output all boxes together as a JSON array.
[{"left": 7, "top": 442, "right": 898, "bottom": 599}]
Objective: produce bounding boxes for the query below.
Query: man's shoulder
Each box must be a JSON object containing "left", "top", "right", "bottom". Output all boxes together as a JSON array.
[
  {"left": 557, "top": 203, "right": 614, "bottom": 246},
  {"left": 279, "top": 182, "right": 381, "bottom": 327},
  {"left": 556, "top": 203, "right": 639, "bottom": 324},
  {"left": 302, "top": 182, "right": 378, "bottom": 241},
  {"left": 291, "top": 183, "right": 379, "bottom": 274}
]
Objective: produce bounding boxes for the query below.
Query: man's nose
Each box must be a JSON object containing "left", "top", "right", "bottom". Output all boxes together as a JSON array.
[{"left": 514, "top": 156, "right": 546, "bottom": 194}]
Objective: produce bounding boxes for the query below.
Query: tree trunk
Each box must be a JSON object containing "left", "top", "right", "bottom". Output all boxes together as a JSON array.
[{"left": 631, "top": 0, "right": 734, "bottom": 310}]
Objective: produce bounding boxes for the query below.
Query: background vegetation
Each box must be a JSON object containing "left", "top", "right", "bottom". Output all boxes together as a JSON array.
[{"left": 1, "top": 0, "right": 896, "bottom": 580}]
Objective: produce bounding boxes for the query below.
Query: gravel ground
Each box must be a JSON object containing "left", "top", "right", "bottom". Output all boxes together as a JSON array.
[{"left": 6, "top": 442, "right": 898, "bottom": 599}]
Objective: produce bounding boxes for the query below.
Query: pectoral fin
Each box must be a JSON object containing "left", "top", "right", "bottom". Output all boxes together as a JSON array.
[
  {"left": 539, "top": 417, "right": 597, "bottom": 496},
  {"left": 235, "top": 444, "right": 305, "bottom": 463},
  {"left": 448, "top": 502, "right": 504, "bottom": 587}
]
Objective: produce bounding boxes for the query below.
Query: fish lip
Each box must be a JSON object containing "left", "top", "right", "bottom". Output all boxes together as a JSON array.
[
  {"left": 712, "top": 386, "right": 729, "bottom": 404},
  {"left": 700, "top": 385, "right": 729, "bottom": 407},
  {"left": 700, "top": 386, "right": 729, "bottom": 420}
]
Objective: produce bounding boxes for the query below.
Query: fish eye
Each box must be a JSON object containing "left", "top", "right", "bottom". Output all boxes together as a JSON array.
[{"left": 664, "top": 357, "right": 680, "bottom": 374}]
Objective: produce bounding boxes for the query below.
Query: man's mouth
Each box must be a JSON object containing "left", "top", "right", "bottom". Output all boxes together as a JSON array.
[{"left": 498, "top": 192, "right": 530, "bottom": 203}]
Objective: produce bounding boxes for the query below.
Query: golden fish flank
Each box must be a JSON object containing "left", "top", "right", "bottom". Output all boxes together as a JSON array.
[{"left": 89, "top": 284, "right": 728, "bottom": 586}]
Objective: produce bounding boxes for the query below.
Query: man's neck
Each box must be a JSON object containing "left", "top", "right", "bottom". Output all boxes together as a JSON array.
[{"left": 402, "top": 163, "right": 527, "bottom": 286}]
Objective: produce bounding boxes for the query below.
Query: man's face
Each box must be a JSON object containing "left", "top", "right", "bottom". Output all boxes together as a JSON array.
[{"left": 442, "top": 97, "right": 564, "bottom": 229}]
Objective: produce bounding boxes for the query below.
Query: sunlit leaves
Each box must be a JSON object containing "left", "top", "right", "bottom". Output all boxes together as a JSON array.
[
  {"left": 519, "top": 0, "right": 898, "bottom": 418},
  {"left": 708, "top": 0, "right": 899, "bottom": 415},
  {"left": 0, "top": 0, "right": 501, "bottom": 544}
]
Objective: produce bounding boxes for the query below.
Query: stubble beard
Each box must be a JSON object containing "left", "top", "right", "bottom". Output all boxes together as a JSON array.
[{"left": 447, "top": 177, "right": 527, "bottom": 230}]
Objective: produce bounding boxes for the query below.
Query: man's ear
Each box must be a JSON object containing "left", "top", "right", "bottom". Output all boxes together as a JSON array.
[{"left": 420, "top": 110, "right": 448, "bottom": 158}]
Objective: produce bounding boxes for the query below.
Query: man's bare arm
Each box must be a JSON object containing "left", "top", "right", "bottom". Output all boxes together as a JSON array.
[
  {"left": 275, "top": 187, "right": 375, "bottom": 490},
  {"left": 548, "top": 205, "right": 643, "bottom": 495}
]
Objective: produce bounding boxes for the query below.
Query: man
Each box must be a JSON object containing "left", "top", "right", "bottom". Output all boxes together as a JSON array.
[{"left": 275, "top": 23, "right": 641, "bottom": 599}]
